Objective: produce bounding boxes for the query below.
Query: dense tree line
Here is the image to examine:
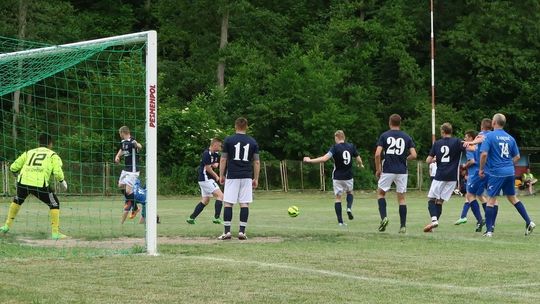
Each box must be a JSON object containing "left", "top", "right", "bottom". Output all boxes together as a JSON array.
[{"left": 1, "top": 0, "right": 539, "bottom": 192}]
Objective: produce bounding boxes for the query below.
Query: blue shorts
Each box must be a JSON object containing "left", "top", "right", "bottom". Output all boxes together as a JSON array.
[
  {"left": 486, "top": 175, "right": 516, "bottom": 197},
  {"left": 467, "top": 173, "right": 488, "bottom": 196}
]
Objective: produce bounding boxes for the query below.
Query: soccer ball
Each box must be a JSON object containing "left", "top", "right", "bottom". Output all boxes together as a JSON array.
[{"left": 288, "top": 205, "right": 300, "bottom": 217}]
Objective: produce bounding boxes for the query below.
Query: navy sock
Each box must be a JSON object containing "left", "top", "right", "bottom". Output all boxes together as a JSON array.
[
  {"left": 190, "top": 202, "right": 205, "bottom": 219},
  {"left": 460, "top": 202, "right": 470, "bottom": 219},
  {"left": 223, "top": 206, "right": 232, "bottom": 234},
  {"left": 346, "top": 193, "right": 353, "bottom": 210},
  {"left": 378, "top": 198, "right": 387, "bottom": 219},
  {"left": 239, "top": 207, "right": 249, "bottom": 233},
  {"left": 436, "top": 204, "right": 443, "bottom": 219},
  {"left": 399, "top": 205, "right": 407, "bottom": 227},
  {"left": 335, "top": 202, "right": 343, "bottom": 223},
  {"left": 485, "top": 206, "right": 495, "bottom": 232},
  {"left": 428, "top": 199, "right": 437, "bottom": 219},
  {"left": 482, "top": 202, "right": 487, "bottom": 213},
  {"left": 469, "top": 200, "right": 483, "bottom": 222},
  {"left": 514, "top": 202, "right": 531, "bottom": 225},
  {"left": 493, "top": 205, "right": 499, "bottom": 227},
  {"left": 214, "top": 200, "right": 223, "bottom": 218}
]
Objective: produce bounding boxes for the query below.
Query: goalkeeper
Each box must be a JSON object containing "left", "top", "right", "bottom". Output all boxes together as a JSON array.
[{"left": 0, "top": 133, "right": 68, "bottom": 240}]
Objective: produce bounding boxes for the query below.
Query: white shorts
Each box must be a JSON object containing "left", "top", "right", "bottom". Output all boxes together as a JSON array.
[
  {"left": 428, "top": 180, "right": 457, "bottom": 202},
  {"left": 118, "top": 170, "right": 139, "bottom": 187},
  {"left": 333, "top": 179, "right": 353, "bottom": 196},
  {"left": 223, "top": 178, "right": 253, "bottom": 204},
  {"left": 378, "top": 173, "right": 408, "bottom": 193},
  {"left": 199, "top": 180, "right": 220, "bottom": 197}
]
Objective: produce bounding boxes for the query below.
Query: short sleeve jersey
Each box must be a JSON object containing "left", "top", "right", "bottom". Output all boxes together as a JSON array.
[
  {"left": 10, "top": 147, "right": 64, "bottom": 187},
  {"left": 328, "top": 143, "right": 358, "bottom": 180},
  {"left": 198, "top": 149, "right": 220, "bottom": 181},
  {"left": 466, "top": 150, "right": 478, "bottom": 176},
  {"left": 376, "top": 130, "right": 415, "bottom": 174},
  {"left": 479, "top": 129, "right": 519, "bottom": 177},
  {"left": 119, "top": 137, "right": 139, "bottom": 172},
  {"left": 476, "top": 130, "right": 491, "bottom": 174},
  {"left": 223, "top": 133, "right": 259, "bottom": 179},
  {"left": 429, "top": 137, "right": 465, "bottom": 181}
]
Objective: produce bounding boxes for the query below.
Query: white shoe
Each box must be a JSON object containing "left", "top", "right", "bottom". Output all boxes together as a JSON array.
[
  {"left": 338, "top": 222, "right": 348, "bottom": 227},
  {"left": 483, "top": 231, "right": 493, "bottom": 237},
  {"left": 217, "top": 232, "right": 232, "bottom": 240},
  {"left": 526, "top": 221, "right": 536, "bottom": 236},
  {"left": 238, "top": 232, "right": 248, "bottom": 240}
]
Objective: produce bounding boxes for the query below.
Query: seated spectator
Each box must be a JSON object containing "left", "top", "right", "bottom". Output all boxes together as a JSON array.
[{"left": 522, "top": 168, "right": 537, "bottom": 195}]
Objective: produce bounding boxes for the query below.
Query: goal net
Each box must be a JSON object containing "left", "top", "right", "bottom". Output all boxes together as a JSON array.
[{"left": 0, "top": 31, "right": 157, "bottom": 254}]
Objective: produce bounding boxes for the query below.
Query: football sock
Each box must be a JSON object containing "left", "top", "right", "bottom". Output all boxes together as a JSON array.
[
  {"left": 493, "top": 205, "right": 499, "bottom": 227},
  {"left": 470, "top": 200, "right": 483, "bottom": 222},
  {"left": 378, "top": 198, "right": 387, "bottom": 219},
  {"left": 190, "top": 202, "right": 205, "bottom": 219},
  {"left": 335, "top": 202, "right": 343, "bottom": 223},
  {"left": 239, "top": 207, "right": 249, "bottom": 233},
  {"left": 428, "top": 199, "right": 437, "bottom": 220},
  {"left": 214, "top": 200, "right": 223, "bottom": 218},
  {"left": 346, "top": 193, "right": 353, "bottom": 210},
  {"left": 50, "top": 209, "right": 60, "bottom": 234},
  {"left": 485, "top": 206, "right": 495, "bottom": 232},
  {"left": 399, "top": 205, "right": 407, "bottom": 227},
  {"left": 460, "top": 202, "right": 470, "bottom": 219},
  {"left": 481, "top": 202, "right": 487, "bottom": 213},
  {"left": 126, "top": 192, "right": 136, "bottom": 210},
  {"left": 5, "top": 202, "right": 21, "bottom": 228},
  {"left": 223, "top": 206, "right": 232, "bottom": 234},
  {"left": 514, "top": 201, "right": 531, "bottom": 225},
  {"left": 436, "top": 204, "right": 443, "bottom": 219}
]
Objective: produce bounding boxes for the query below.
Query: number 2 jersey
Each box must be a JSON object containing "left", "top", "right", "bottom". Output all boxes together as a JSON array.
[
  {"left": 376, "top": 130, "right": 415, "bottom": 174},
  {"left": 429, "top": 137, "right": 465, "bottom": 181},
  {"left": 10, "top": 147, "right": 65, "bottom": 187},
  {"left": 327, "top": 143, "right": 358, "bottom": 180},
  {"left": 479, "top": 128, "right": 519, "bottom": 177},
  {"left": 222, "top": 133, "right": 259, "bottom": 179}
]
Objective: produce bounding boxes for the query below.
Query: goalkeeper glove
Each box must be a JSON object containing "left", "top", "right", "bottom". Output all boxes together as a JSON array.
[{"left": 59, "top": 180, "right": 68, "bottom": 190}]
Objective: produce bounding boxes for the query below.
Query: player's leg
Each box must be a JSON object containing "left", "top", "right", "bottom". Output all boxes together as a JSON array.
[
  {"left": 0, "top": 183, "right": 29, "bottom": 233},
  {"left": 187, "top": 195, "right": 210, "bottom": 224},
  {"left": 455, "top": 200, "right": 470, "bottom": 225},
  {"left": 333, "top": 180, "right": 345, "bottom": 226},
  {"left": 126, "top": 173, "right": 140, "bottom": 219},
  {"left": 345, "top": 179, "right": 354, "bottom": 220},
  {"left": 218, "top": 179, "right": 238, "bottom": 240},
  {"left": 395, "top": 174, "right": 408, "bottom": 233},
  {"left": 376, "top": 174, "right": 392, "bottom": 232},
  {"left": 238, "top": 179, "right": 252, "bottom": 239},
  {"left": 504, "top": 177, "right": 535, "bottom": 235},
  {"left": 37, "top": 186, "right": 67, "bottom": 239},
  {"left": 212, "top": 187, "right": 224, "bottom": 224}
]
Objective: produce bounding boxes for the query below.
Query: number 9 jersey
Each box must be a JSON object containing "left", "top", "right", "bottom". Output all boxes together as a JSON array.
[
  {"left": 10, "top": 147, "right": 65, "bottom": 187},
  {"left": 376, "top": 130, "right": 415, "bottom": 174}
]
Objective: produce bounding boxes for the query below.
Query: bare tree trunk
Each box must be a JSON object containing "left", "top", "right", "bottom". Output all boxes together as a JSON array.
[
  {"left": 217, "top": 8, "right": 229, "bottom": 88},
  {"left": 13, "top": 0, "right": 28, "bottom": 140}
]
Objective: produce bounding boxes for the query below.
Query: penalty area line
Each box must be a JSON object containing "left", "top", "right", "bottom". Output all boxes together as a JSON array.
[{"left": 182, "top": 255, "right": 540, "bottom": 300}]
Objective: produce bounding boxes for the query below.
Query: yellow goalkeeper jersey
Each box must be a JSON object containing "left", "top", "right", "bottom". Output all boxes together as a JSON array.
[{"left": 10, "top": 147, "right": 65, "bottom": 187}]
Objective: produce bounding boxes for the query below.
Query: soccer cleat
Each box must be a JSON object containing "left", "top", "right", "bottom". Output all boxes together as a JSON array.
[
  {"left": 186, "top": 217, "right": 196, "bottom": 225},
  {"left": 238, "top": 232, "right": 248, "bottom": 240},
  {"left": 217, "top": 232, "right": 232, "bottom": 240},
  {"left": 378, "top": 217, "right": 389, "bottom": 232},
  {"left": 0, "top": 225, "right": 9, "bottom": 233},
  {"left": 51, "top": 232, "right": 68, "bottom": 240},
  {"left": 347, "top": 208, "right": 354, "bottom": 220},
  {"left": 483, "top": 231, "right": 493, "bottom": 237},
  {"left": 454, "top": 218, "right": 467, "bottom": 225},
  {"left": 399, "top": 226, "right": 407, "bottom": 234},
  {"left": 475, "top": 219, "right": 485, "bottom": 232},
  {"left": 338, "top": 222, "right": 348, "bottom": 228},
  {"left": 212, "top": 217, "right": 223, "bottom": 224},
  {"left": 129, "top": 208, "right": 140, "bottom": 219},
  {"left": 525, "top": 221, "right": 536, "bottom": 236},
  {"left": 157, "top": 215, "right": 161, "bottom": 224},
  {"left": 424, "top": 221, "right": 438, "bottom": 233}
]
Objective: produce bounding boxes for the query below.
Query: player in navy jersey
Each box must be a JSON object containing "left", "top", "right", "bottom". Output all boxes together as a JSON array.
[
  {"left": 479, "top": 113, "right": 535, "bottom": 237},
  {"left": 424, "top": 123, "right": 468, "bottom": 232},
  {"left": 217, "top": 117, "right": 260, "bottom": 240},
  {"left": 375, "top": 114, "right": 417, "bottom": 233},
  {"left": 304, "top": 130, "right": 364, "bottom": 226},
  {"left": 114, "top": 126, "right": 143, "bottom": 224},
  {"left": 186, "top": 138, "right": 224, "bottom": 225}
]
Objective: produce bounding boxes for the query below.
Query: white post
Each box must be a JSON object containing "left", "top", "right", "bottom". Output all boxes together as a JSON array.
[{"left": 145, "top": 30, "right": 158, "bottom": 256}]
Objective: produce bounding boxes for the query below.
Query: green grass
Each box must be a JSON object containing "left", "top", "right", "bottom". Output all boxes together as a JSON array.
[{"left": 1, "top": 191, "right": 539, "bottom": 303}]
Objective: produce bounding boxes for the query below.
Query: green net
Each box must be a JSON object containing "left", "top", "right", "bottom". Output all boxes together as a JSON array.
[{"left": 0, "top": 35, "right": 148, "bottom": 240}]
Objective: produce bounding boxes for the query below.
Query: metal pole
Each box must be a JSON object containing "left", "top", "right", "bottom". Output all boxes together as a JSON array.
[{"left": 430, "top": 0, "right": 436, "bottom": 143}]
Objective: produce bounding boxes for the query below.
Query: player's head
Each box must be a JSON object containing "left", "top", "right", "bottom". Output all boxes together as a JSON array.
[
  {"left": 118, "top": 126, "right": 131, "bottom": 139},
  {"left": 389, "top": 114, "right": 401, "bottom": 128},
  {"left": 334, "top": 130, "right": 345, "bottom": 143},
  {"left": 464, "top": 130, "right": 477, "bottom": 141},
  {"left": 235, "top": 117, "right": 248, "bottom": 132},
  {"left": 440, "top": 122, "right": 453, "bottom": 136},
  {"left": 480, "top": 118, "right": 492, "bottom": 131},
  {"left": 39, "top": 133, "right": 53, "bottom": 147},
  {"left": 210, "top": 137, "right": 222, "bottom": 151},
  {"left": 492, "top": 113, "right": 506, "bottom": 128}
]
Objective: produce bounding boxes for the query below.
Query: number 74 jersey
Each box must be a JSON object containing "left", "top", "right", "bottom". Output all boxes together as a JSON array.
[
  {"left": 10, "top": 147, "right": 65, "bottom": 187},
  {"left": 223, "top": 133, "right": 259, "bottom": 179},
  {"left": 377, "top": 130, "right": 415, "bottom": 174}
]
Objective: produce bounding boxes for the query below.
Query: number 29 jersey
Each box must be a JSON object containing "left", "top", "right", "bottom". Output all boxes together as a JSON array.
[
  {"left": 223, "top": 133, "right": 259, "bottom": 179},
  {"left": 377, "top": 130, "right": 415, "bottom": 174},
  {"left": 328, "top": 143, "right": 358, "bottom": 180}
]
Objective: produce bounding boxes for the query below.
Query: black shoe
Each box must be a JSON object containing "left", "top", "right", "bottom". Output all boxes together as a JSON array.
[
  {"left": 475, "top": 219, "right": 485, "bottom": 232},
  {"left": 347, "top": 209, "right": 354, "bottom": 220}
]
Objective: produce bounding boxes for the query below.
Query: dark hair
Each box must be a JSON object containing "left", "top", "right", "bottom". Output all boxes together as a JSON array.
[
  {"left": 389, "top": 114, "right": 401, "bottom": 127},
  {"left": 235, "top": 117, "right": 248, "bottom": 130},
  {"left": 39, "top": 133, "right": 53, "bottom": 146},
  {"left": 465, "top": 130, "right": 477, "bottom": 139},
  {"left": 481, "top": 118, "right": 492, "bottom": 131}
]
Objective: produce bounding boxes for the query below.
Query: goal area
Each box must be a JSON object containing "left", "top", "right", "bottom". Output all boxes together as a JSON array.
[{"left": 0, "top": 31, "right": 158, "bottom": 255}]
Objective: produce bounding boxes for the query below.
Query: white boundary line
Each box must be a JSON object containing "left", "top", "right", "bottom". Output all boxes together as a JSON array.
[{"left": 182, "top": 255, "right": 540, "bottom": 300}]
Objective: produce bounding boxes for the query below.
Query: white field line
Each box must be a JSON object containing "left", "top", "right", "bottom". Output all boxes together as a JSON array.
[{"left": 183, "top": 255, "right": 540, "bottom": 300}]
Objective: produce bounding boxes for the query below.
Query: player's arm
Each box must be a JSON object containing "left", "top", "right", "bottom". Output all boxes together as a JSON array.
[
  {"left": 204, "top": 164, "right": 219, "bottom": 181},
  {"left": 114, "top": 149, "right": 122, "bottom": 163},
  {"left": 9, "top": 152, "right": 27, "bottom": 174},
  {"left": 374, "top": 146, "right": 383, "bottom": 175},
  {"left": 132, "top": 140, "right": 143, "bottom": 150},
  {"left": 407, "top": 147, "right": 417, "bottom": 161},
  {"left": 512, "top": 154, "right": 520, "bottom": 164},
  {"left": 355, "top": 155, "right": 364, "bottom": 168},
  {"left": 219, "top": 153, "right": 228, "bottom": 184},
  {"left": 51, "top": 154, "right": 65, "bottom": 182},
  {"left": 303, "top": 153, "right": 331, "bottom": 163},
  {"left": 479, "top": 151, "right": 488, "bottom": 178},
  {"left": 426, "top": 155, "right": 434, "bottom": 164},
  {"left": 252, "top": 154, "right": 260, "bottom": 188}
]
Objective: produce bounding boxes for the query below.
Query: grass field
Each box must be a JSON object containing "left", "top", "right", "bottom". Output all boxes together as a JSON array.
[{"left": 1, "top": 191, "right": 539, "bottom": 303}]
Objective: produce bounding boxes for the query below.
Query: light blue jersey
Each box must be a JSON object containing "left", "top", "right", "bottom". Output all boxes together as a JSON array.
[{"left": 480, "top": 129, "right": 519, "bottom": 177}]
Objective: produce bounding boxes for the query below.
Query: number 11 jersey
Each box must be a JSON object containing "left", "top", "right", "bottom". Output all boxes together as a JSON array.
[{"left": 223, "top": 133, "right": 259, "bottom": 179}]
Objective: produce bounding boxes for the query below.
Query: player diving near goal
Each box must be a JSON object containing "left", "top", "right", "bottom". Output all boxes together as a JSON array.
[
  {"left": 0, "top": 133, "right": 69, "bottom": 240},
  {"left": 115, "top": 126, "right": 143, "bottom": 224},
  {"left": 186, "top": 138, "right": 224, "bottom": 225},
  {"left": 303, "top": 130, "right": 364, "bottom": 227}
]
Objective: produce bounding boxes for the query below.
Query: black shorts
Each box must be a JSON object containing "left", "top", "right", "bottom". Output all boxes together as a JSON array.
[{"left": 14, "top": 183, "right": 60, "bottom": 209}]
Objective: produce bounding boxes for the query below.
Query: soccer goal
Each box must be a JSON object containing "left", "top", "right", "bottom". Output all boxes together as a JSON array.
[{"left": 0, "top": 31, "right": 158, "bottom": 255}]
